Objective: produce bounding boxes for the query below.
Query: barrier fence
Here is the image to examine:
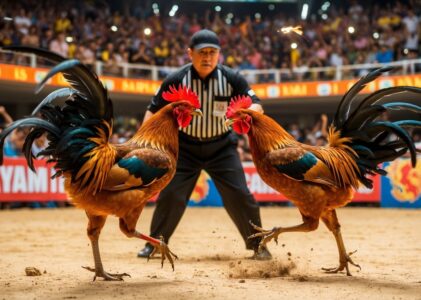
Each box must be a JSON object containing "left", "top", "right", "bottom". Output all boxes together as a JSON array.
[
  {"left": 1, "top": 62, "right": 421, "bottom": 100},
  {"left": 1, "top": 49, "right": 421, "bottom": 83},
  {"left": 1, "top": 158, "right": 419, "bottom": 208}
]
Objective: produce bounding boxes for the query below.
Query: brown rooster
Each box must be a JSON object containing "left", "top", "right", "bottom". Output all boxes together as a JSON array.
[
  {"left": 225, "top": 67, "right": 421, "bottom": 276},
  {"left": 0, "top": 47, "right": 202, "bottom": 281}
]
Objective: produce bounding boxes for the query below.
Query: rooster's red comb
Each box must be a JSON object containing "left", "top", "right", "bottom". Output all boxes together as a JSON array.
[
  {"left": 162, "top": 85, "right": 200, "bottom": 109},
  {"left": 226, "top": 95, "right": 252, "bottom": 118}
]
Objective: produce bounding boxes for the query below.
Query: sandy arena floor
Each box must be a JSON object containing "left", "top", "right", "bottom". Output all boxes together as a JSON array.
[{"left": 0, "top": 206, "right": 420, "bottom": 300}]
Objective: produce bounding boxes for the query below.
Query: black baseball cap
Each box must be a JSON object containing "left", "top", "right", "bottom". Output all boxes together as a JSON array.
[{"left": 190, "top": 29, "right": 221, "bottom": 50}]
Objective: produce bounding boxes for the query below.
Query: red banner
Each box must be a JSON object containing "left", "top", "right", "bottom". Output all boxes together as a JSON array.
[{"left": 0, "top": 158, "right": 67, "bottom": 201}]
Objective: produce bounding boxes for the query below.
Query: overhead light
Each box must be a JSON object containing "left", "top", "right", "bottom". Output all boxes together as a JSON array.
[
  {"left": 65, "top": 36, "right": 73, "bottom": 43},
  {"left": 321, "top": 1, "right": 330, "bottom": 11},
  {"left": 301, "top": 3, "right": 309, "bottom": 20},
  {"left": 348, "top": 26, "right": 355, "bottom": 34},
  {"left": 404, "top": 48, "right": 409, "bottom": 55},
  {"left": 144, "top": 28, "right": 152, "bottom": 36},
  {"left": 291, "top": 42, "right": 298, "bottom": 49},
  {"left": 111, "top": 25, "right": 118, "bottom": 32},
  {"left": 255, "top": 13, "right": 261, "bottom": 19},
  {"left": 215, "top": 5, "right": 221, "bottom": 12},
  {"left": 225, "top": 18, "right": 232, "bottom": 25},
  {"left": 373, "top": 32, "right": 379, "bottom": 39},
  {"left": 321, "top": 13, "right": 328, "bottom": 20},
  {"left": 268, "top": 4, "right": 275, "bottom": 11},
  {"left": 169, "top": 4, "right": 178, "bottom": 17},
  {"left": 227, "top": 13, "right": 234, "bottom": 19},
  {"left": 3, "top": 16, "right": 13, "bottom": 21}
]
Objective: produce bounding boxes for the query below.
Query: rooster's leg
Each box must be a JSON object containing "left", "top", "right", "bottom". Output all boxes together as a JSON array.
[
  {"left": 119, "top": 213, "right": 178, "bottom": 270},
  {"left": 83, "top": 213, "right": 130, "bottom": 281},
  {"left": 249, "top": 215, "right": 319, "bottom": 250},
  {"left": 320, "top": 210, "right": 361, "bottom": 276}
]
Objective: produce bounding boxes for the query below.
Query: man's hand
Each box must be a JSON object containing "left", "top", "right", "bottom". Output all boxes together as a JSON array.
[{"left": 249, "top": 103, "right": 264, "bottom": 114}]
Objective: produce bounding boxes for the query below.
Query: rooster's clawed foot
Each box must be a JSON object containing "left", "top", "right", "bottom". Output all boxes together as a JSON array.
[
  {"left": 248, "top": 221, "right": 281, "bottom": 248},
  {"left": 322, "top": 250, "right": 361, "bottom": 276},
  {"left": 82, "top": 266, "right": 131, "bottom": 281},
  {"left": 150, "top": 237, "right": 178, "bottom": 271}
]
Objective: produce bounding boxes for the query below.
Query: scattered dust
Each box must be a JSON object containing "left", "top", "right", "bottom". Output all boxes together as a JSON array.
[{"left": 228, "top": 259, "right": 296, "bottom": 279}]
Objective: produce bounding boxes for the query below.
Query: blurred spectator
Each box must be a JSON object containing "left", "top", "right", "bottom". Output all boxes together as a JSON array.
[
  {"left": 21, "top": 25, "right": 40, "bottom": 47},
  {"left": 3, "top": 127, "right": 28, "bottom": 157},
  {"left": 376, "top": 45, "right": 394, "bottom": 63},
  {"left": 14, "top": 8, "right": 31, "bottom": 35},
  {"left": 402, "top": 9, "right": 419, "bottom": 35},
  {"left": 153, "top": 39, "right": 170, "bottom": 66},
  {"left": 54, "top": 11, "right": 72, "bottom": 33},
  {"left": 49, "top": 32, "right": 68, "bottom": 57},
  {"left": 0, "top": 0, "right": 420, "bottom": 82},
  {"left": 31, "top": 132, "right": 48, "bottom": 156},
  {"left": 130, "top": 43, "right": 153, "bottom": 77}
]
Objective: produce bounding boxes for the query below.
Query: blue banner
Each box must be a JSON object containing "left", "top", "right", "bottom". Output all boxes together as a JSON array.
[{"left": 381, "top": 159, "right": 421, "bottom": 208}]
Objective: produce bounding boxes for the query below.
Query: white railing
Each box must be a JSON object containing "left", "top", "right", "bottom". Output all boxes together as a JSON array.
[{"left": 1, "top": 49, "right": 420, "bottom": 84}]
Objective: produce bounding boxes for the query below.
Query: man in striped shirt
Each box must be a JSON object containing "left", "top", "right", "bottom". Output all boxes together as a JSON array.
[{"left": 138, "top": 29, "right": 271, "bottom": 260}]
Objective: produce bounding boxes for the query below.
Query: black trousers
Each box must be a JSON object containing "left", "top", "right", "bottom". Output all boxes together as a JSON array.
[{"left": 148, "top": 132, "right": 262, "bottom": 250}]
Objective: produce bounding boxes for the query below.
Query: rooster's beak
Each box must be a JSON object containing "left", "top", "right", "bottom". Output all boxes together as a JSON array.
[
  {"left": 191, "top": 109, "right": 203, "bottom": 117},
  {"left": 225, "top": 119, "right": 234, "bottom": 127}
]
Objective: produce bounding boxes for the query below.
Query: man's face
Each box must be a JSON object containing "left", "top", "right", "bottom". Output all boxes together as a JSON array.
[{"left": 188, "top": 47, "right": 220, "bottom": 78}]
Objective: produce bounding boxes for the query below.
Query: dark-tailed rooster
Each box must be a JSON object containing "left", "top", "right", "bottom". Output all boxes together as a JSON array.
[
  {"left": 225, "top": 67, "right": 421, "bottom": 276},
  {"left": 0, "top": 47, "right": 202, "bottom": 281}
]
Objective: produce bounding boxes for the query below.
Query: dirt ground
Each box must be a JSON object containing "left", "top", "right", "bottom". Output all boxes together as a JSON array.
[{"left": 0, "top": 206, "right": 420, "bottom": 300}]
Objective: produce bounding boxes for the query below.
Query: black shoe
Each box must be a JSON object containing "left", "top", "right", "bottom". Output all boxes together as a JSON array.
[
  {"left": 252, "top": 245, "right": 272, "bottom": 261},
  {"left": 137, "top": 243, "right": 155, "bottom": 258}
]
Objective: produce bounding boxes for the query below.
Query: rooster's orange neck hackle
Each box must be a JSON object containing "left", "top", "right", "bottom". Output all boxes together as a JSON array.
[{"left": 130, "top": 105, "right": 180, "bottom": 158}]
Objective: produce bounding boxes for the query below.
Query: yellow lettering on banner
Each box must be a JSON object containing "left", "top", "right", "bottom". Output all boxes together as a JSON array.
[
  {"left": 282, "top": 84, "right": 307, "bottom": 96},
  {"left": 122, "top": 80, "right": 135, "bottom": 92},
  {"left": 332, "top": 83, "right": 339, "bottom": 94},
  {"left": 14, "top": 68, "right": 28, "bottom": 81},
  {"left": 367, "top": 81, "right": 376, "bottom": 92},
  {"left": 254, "top": 87, "right": 267, "bottom": 98},
  {"left": 397, "top": 77, "right": 411, "bottom": 86},
  {"left": 121, "top": 80, "right": 159, "bottom": 94},
  {"left": 396, "top": 76, "right": 421, "bottom": 86},
  {"left": 136, "top": 81, "right": 159, "bottom": 94},
  {"left": 414, "top": 77, "right": 421, "bottom": 87}
]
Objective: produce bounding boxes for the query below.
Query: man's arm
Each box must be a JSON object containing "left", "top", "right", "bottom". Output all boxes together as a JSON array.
[
  {"left": 229, "top": 68, "right": 263, "bottom": 114},
  {"left": 0, "top": 106, "right": 13, "bottom": 125}
]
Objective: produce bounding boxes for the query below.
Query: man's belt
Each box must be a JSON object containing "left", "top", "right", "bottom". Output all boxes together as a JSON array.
[{"left": 179, "top": 131, "right": 230, "bottom": 143}]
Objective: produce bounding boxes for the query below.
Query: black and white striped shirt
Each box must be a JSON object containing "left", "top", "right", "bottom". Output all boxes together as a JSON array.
[{"left": 148, "top": 63, "right": 261, "bottom": 140}]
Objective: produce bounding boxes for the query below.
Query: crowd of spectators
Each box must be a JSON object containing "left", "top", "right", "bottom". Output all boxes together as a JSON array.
[{"left": 0, "top": 0, "right": 420, "bottom": 80}]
